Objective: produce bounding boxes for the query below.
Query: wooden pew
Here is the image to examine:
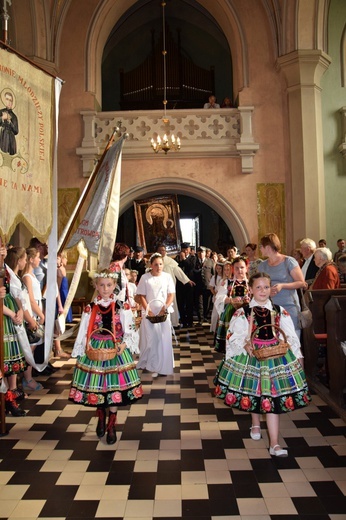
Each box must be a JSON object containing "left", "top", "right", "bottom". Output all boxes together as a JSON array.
[
  {"left": 306, "top": 288, "right": 346, "bottom": 340},
  {"left": 302, "top": 288, "right": 346, "bottom": 378},
  {"left": 325, "top": 295, "right": 346, "bottom": 407}
]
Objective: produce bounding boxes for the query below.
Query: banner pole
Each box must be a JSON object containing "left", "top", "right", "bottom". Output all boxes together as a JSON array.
[
  {"left": 57, "top": 129, "right": 117, "bottom": 254},
  {"left": 0, "top": 237, "right": 8, "bottom": 436}
]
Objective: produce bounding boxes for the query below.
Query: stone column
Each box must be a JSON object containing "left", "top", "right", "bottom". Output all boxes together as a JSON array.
[{"left": 277, "top": 50, "right": 331, "bottom": 241}]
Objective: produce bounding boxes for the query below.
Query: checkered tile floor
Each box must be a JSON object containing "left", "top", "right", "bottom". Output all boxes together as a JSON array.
[{"left": 0, "top": 324, "right": 345, "bottom": 519}]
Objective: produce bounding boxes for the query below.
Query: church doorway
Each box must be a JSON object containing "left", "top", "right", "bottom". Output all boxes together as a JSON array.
[{"left": 116, "top": 180, "right": 248, "bottom": 255}]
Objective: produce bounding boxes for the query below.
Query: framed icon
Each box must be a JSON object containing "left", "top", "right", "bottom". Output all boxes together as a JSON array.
[{"left": 134, "top": 195, "right": 182, "bottom": 255}]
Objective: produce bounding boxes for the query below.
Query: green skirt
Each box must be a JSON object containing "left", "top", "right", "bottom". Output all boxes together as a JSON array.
[
  {"left": 69, "top": 344, "right": 143, "bottom": 407},
  {"left": 3, "top": 293, "right": 27, "bottom": 376},
  {"left": 214, "top": 349, "right": 311, "bottom": 414}
]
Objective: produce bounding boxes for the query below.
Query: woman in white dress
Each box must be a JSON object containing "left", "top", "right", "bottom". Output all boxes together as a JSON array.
[
  {"left": 136, "top": 253, "right": 175, "bottom": 377},
  {"left": 21, "top": 247, "right": 45, "bottom": 391}
]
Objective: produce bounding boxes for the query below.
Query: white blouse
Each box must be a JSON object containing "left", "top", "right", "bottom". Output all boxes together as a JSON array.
[{"left": 226, "top": 298, "right": 303, "bottom": 360}]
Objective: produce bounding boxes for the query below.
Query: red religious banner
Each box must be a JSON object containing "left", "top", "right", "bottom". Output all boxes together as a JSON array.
[{"left": 0, "top": 46, "right": 55, "bottom": 242}]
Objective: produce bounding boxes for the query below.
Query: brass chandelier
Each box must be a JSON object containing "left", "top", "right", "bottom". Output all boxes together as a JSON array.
[{"left": 151, "top": 1, "right": 181, "bottom": 155}]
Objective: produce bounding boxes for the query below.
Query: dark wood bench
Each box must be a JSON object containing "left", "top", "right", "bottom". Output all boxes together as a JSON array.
[
  {"left": 306, "top": 288, "right": 346, "bottom": 340},
  {"left": 325, "top": 295, "right": 346, "bottom": 407},
  {"left": 302, "top": 288, "right": 346, "bottom": 378}
]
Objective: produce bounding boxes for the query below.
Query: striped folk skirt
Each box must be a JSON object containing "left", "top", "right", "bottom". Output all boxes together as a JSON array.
[
  {"left": 214, "top": 347, "right": 311, "bottom": 414},
  {"left": 69, "top": 342, "right": 143, "bottom": 407},
  {"left": 3, "top": 293, "right": 27, "bottom": 376}
]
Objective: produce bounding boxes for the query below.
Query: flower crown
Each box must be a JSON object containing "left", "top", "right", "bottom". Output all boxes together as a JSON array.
[{"left": 93, "top": 271, "right": 118, "bottom": 279}]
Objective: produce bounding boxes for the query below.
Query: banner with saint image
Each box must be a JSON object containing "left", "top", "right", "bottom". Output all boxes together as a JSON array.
[{"left": 0, "top": 46, "right": 55, "bottom": 242}]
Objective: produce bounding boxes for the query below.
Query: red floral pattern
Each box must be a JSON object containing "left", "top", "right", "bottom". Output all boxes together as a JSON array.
[
  {"left": 111, "top": 392, "right": 123, "bottom": 404},
  {"left": 240, "top": 396, "right": 252, "bottom": 410},
  {"left": 225, "top": 392, "right": 236, "bottom": 406},
  {"left": 87, "top": 393, "right": 99, "bottom": 405},
  {"left": 133, "top": 386, "right": 143, "bottom": 398}
]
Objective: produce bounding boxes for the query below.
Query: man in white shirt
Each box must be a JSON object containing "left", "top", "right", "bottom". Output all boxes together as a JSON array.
[{"left": 203, "top": 95, "right": 220, "bottom": 109}]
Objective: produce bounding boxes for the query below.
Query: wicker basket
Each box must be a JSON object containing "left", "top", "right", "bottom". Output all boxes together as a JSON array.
[
  {"left": 146, "top": 299, "right": 168, "bottom": 324},
  {"left": 251, "top": 324, "right": 289, "bottom": 360},
  {"left": 86, "top": 328, "right": 119, "bottom": 361}
]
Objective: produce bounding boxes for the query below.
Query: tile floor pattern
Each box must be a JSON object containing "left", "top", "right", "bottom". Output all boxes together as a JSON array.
[{"left": 0, "top": 324, "right": 345, "bottom": 520}]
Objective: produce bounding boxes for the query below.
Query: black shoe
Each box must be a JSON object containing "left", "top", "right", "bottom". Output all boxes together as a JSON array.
[
  {"left": 106, "top": 412, "right": 117, "bottom": 444},
  {"left": 96, "top": 408, "right": 106, "bottom": 438},
  {"left": 5, "top": 392, "right": 26, "bottom": 417}
]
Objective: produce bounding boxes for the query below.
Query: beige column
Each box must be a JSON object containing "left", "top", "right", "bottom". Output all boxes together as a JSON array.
[{"left": 277, "top": 50, "right": 331, "bottom": 241}]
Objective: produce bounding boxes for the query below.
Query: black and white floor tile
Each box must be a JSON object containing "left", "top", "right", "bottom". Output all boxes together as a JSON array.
[{"left": 0, "top": 324, "right": 345, "bottom": 519}]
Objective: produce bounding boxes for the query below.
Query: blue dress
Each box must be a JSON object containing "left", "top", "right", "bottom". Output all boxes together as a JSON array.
[
  {"left": 259, "top": 256, "right": 300, "bottom": 332},
  {"left": 59, "top": 276, "right": 73, "bottom": 323}
]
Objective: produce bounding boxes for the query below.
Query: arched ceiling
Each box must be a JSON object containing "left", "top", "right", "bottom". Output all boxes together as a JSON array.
[{"left": 103, "top": 0, "right": 227, "bottom": 60}]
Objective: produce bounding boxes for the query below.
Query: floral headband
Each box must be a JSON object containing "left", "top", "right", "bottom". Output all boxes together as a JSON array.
[{"left": 93, "top": 271, "right": 118, "bottom": 279}]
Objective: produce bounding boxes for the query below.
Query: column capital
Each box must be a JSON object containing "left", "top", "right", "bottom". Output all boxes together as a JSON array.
[{"left": 277, "top": 50, "right": 331, "bottom": 89}]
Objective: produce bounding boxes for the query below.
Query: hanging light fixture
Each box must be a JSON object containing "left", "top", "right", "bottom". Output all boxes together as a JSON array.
[{"left": 151, "top": 1, "right": 181, "bottom": 154}]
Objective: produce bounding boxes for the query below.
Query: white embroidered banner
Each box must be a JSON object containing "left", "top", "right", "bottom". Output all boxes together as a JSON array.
[
  {"left": 66, "top": 135, "right": 125, "bottom": 268},
  {"left": 0, "top": 47, "right": 55, "bottom": 242}
]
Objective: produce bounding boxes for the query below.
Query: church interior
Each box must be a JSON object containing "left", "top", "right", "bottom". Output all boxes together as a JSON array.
[{"left": 0, "top": 0, "right": 345, "bottom": 518}]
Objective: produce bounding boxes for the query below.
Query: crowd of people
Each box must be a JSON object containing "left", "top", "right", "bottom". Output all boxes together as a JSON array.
[
  {"left": 1, "top": 233, "right": 344, "bottom": 452},
  {"left": 0, "top": 238, "right": 75, "bottom": 417}
]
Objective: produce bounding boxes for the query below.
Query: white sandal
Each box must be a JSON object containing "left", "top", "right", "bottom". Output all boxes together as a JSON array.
[
  {"left": 269, "top": 444, "right": 288, "bottom": 457},
  {"left": 250, "top": 425, "right": 261, "bottom": 440}
]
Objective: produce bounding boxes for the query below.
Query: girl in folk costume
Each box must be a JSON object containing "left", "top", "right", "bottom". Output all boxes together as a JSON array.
[
  {"left": 69, "top": 268, "right": 143, "bottom": 445},
  {"left": 0, "top": 245, "right": 27, "bottom": 416},
  {"left": 0, "top": 286, "right": 6, "bottom": 392},
  {"left": 209, "top": 262, "right": 224, "bottom": 334},
  {"left": 214, "top": 272, "right": 311, "bottom": 457},
  {"left": 215, "top": 257, "right": 250, "bottom": 353}
]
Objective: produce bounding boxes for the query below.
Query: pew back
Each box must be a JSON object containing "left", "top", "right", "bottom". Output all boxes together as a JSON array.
[
  {"left": 325, "top": 295, "right": 346, "bottom": 406},
  {"left": 306, "top": 288, "right": 346, "bottom": 338}
]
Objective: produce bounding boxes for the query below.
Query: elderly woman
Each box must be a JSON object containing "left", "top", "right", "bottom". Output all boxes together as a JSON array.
[{"left": 310, "top": 248, "right": 340, "bottom": 289}]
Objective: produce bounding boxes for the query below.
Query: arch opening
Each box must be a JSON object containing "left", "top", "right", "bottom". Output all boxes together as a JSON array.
[{"left": 117, "top": 178, "right": 248, "bottom": 253}]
